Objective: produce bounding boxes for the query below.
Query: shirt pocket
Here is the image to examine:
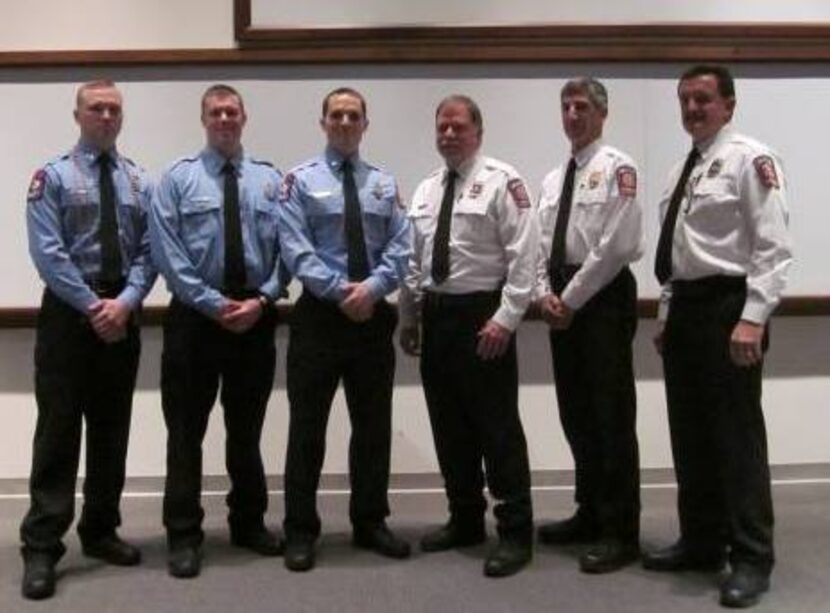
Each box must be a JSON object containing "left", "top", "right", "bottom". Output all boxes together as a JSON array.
[
  {"left": 253, "top": 197, "right": 279, "bottom": 263},
  {"left": 573, "top": 187, "right": 610, "bottom": 245},
  {"left": 63, "top": 188, "right": 98, "bottom": 235},
  {"left": 686, "top": 177, "right": 740, "bottom": 233},
  {"left": 452, "top": 196, "right": 490, "bottom": 240},
  {"left": 179, "top": 197, "right": 221, "bottom": 260},
  {"left": 117, "top": 199, "right": 145, "bottom": 258},
  {"left": 305, "top": 193, "right": 343, "bottom": 245},
  {"left": 362, "top": 193, "right": 394, "bottom": 249}
]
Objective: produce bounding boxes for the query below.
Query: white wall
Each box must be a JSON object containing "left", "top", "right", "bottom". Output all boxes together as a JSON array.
[{"left": 1, "top": 0, "right": 828, "bottom": 479}]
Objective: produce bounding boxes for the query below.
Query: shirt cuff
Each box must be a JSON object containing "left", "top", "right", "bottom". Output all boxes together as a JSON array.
[
  {"left": 117, "top": 286, "right": 142, "bottom": 311},
  {"left": 492, "top": 305, "right": 522, "bottom": 332}
]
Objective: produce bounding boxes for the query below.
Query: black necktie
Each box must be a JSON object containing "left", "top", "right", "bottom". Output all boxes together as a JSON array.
[
  {"left": 431, "top": 169, "right": 458, "bottom": 285},
  {"left": 222, "top": 161, "right": 247, "bottom": 294},
  {"left": 548, "top": 157, "right": 577, "bottom": 280},
  {"left": 97, "top": 152, "right": 122, "bottom": 283},
  {"left": 342, "top": 159, "right": 370, "bottom": 281},
  {"left": 654, "top": 148, "right": 700, "bottom": 285}
]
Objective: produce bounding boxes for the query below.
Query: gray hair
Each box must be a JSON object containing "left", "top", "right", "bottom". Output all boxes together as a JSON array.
[{"left": 561, "top": 77, "right": 608, "bottom": 112}]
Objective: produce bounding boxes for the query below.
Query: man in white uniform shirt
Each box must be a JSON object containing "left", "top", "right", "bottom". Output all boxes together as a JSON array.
[
  {"left": 642, "top": 65, "right": 792, "bottom": 610},
  {"left": 534, "top": 77, "right": 643, "bottom": 574},
  {"left": 399, "top": 94, "right": 539, "bottom": 577}
]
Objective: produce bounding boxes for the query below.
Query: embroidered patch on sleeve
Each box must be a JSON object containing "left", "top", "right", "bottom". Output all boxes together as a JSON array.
[
  {"left": 753, "top": 155, "right": 779, "bottom": 189},
  {"left": 278, "top": 173, "right": 296, "bottom": 202},
  {"left": 27, "top": 169, "right": 47, "bottom": 202},
  {"left": 616, "top": 165, "right": 637, "bottom": 198},
  {"left": 507, "top": 178, "right": 531, "bottom": 208}
]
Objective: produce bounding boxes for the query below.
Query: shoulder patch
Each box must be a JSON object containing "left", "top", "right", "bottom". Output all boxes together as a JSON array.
[
  {"left": 753, "top": 155, "right": 779, "bottom": 189},
  {"left": 27, "top": 169, "right": 47, "bottom": 202},
  {"left": 615, "top": 165, "right": 637, "bottom": 198},
  {"left": 279, "top": 173, "right": 296, "bottom": 203},
  {"left": 507, "top": 178, "right": 531, "bottom": 209}
]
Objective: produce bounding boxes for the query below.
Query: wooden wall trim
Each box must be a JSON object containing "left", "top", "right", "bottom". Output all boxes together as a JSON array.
[
  {"left": 230, "top": 0, "right": 830, "bottom": 63},
  {"left": 2, "top": 297, "right": 828, "bottom": 329},
  {"left": 2, "top": 26, "right": 830, "bottom": 66}
]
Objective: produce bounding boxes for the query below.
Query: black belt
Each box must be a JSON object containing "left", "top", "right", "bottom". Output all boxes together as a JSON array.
[
  {"left": 85, "top": 277, "right": 126, "bottom": 298},
  {"left": 223, "top": 288, "right": 261, "bottom": 301},
  {"left": 423, "top": 289, "right": 500, "bottom": 310},
  {"left": 672, "top": 275, "right": 746, "bottom": 299}
]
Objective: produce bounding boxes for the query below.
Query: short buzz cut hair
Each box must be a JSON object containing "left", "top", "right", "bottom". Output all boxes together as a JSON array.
[
  {"left": 561, "top": 77, "right": 608, "bottom": 112},
  {"left": 201, "top": 83, "right": 245, "bottom": 114},
  {"left": 679, "top": 64, "right": 736, "bottom": 99},
  {"left": 435, "top": 94, "right": 484, "bottom": 136},
  {"left": 321, "top": 87, "right": 367, "bottom": 117},
  {"left": 75, "top": 79, "right": 119, "bottom": 108}
]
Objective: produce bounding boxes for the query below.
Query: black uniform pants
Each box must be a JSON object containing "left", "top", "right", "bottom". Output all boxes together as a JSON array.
[
  {"left": 662, "top": 276, "right": 774, "bottom": 572},
  {"left": 549, "top": 267, "right": 640, "bottom": 542},
  {"left": 283, "top": 291, "right": 396, "bottom": 539},
  {"left": 21, "top": 289, "right": 140, "bottom": 559},
  {"left": 420, "top": 291, "right": 533, "bottom": 542},
  {"left": 161, "top": 299, "right": 277, "bottom": 548}
]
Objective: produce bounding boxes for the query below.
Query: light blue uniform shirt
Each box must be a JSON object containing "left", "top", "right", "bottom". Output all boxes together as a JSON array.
[
  {"left": 278, "top": 148, "right": 409, "bottom": 302},
  {"left": 150, "top": 147, "right": 284, "bottom": 318},
  {"left": 26, "top": 141, "right": 156, "bottom": 314}
]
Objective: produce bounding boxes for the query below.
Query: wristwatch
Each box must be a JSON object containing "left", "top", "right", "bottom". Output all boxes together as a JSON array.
[{"left": 257, "top": 292, "right": 272, "bottom": 311}]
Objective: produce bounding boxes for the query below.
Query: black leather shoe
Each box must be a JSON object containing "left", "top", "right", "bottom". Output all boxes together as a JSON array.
[
  {"left": 231, "top": 528, "right": 284, "bottom": 557},
  {"left": 420, "top": 521, "right": 486, "bottom": 552},
  {"left": 284, "top": 538, "right": 316, "bottom": 572},
  {"left": 579, "top": 538, "right": 639, "bottom": 574},
  {"left": 22, "top": 552, "right": 56, "bottom": 600},
  {"left": 720, "top": 564, "right": 770, "bottom": 608},
  {"left": 82, "top": 534, "right": 142, "bottom": 566},
  {"left": 168, "top": 546, "right": 201, "bottom": 579},
  {"left": 353, "top": 523, "right": 411, "bottom": 559},
  {"left": 642, "top": 540, "right": 725, "bottom": 572},
  {"left": 483, "top": 539, "right": 532, "bottom": 578},
  {"left": 537, "top": 514, "right": 598, "bottom": 545}
]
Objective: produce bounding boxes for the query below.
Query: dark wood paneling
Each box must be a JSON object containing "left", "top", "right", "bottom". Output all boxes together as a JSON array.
[
  {"left": 2, "top": 297, "right": 828, "bottom": 329},
  {"left": 230, "top": 0, "right": 830, "bottom": 63},
  {"left": 2, "top": 26, "right": 830, "bottom": 67}
]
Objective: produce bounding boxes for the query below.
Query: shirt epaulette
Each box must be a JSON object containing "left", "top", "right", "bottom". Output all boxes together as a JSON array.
[
  {"left": 44, "top": 152, "right": 70, "bottom": 169},
  {"left": 482, "top": 158, "right": 518, "bottom": 180},
  {"left": 289, "top": 159, "right": 321, "bottom": 177},
  {"left": 121, "top": 155, "right": 142, "bottom": 170},
  {"left": 167, "top": 155, "right": 200, "bottom": 173},
  {"left": 731, "top": 134, "right": 776, "bottom": 158},
  {"left": 250, "top": 158, "right": 275, "bottom": 169}
]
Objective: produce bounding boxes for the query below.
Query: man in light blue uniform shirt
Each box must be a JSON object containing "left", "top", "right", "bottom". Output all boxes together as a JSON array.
[
  {"left": 277, "top": 87, "right": 410, "bottom": 572},
  {"left": 151, "top": 84, "right": 285, "bottom": 579},
  {"left": 22, "top": 80, "right": 155, "bottom": 600}
]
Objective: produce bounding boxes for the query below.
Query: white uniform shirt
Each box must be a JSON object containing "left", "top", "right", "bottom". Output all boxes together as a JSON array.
[
  {"left": 400, "top": 154, "right": 539, "bottom": 332},
  {"left": 535, "top": 140, "right": 644, "bottom": 310},
  {"left": 657, "top": 125, "right": 793, "bottom": 324}
]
